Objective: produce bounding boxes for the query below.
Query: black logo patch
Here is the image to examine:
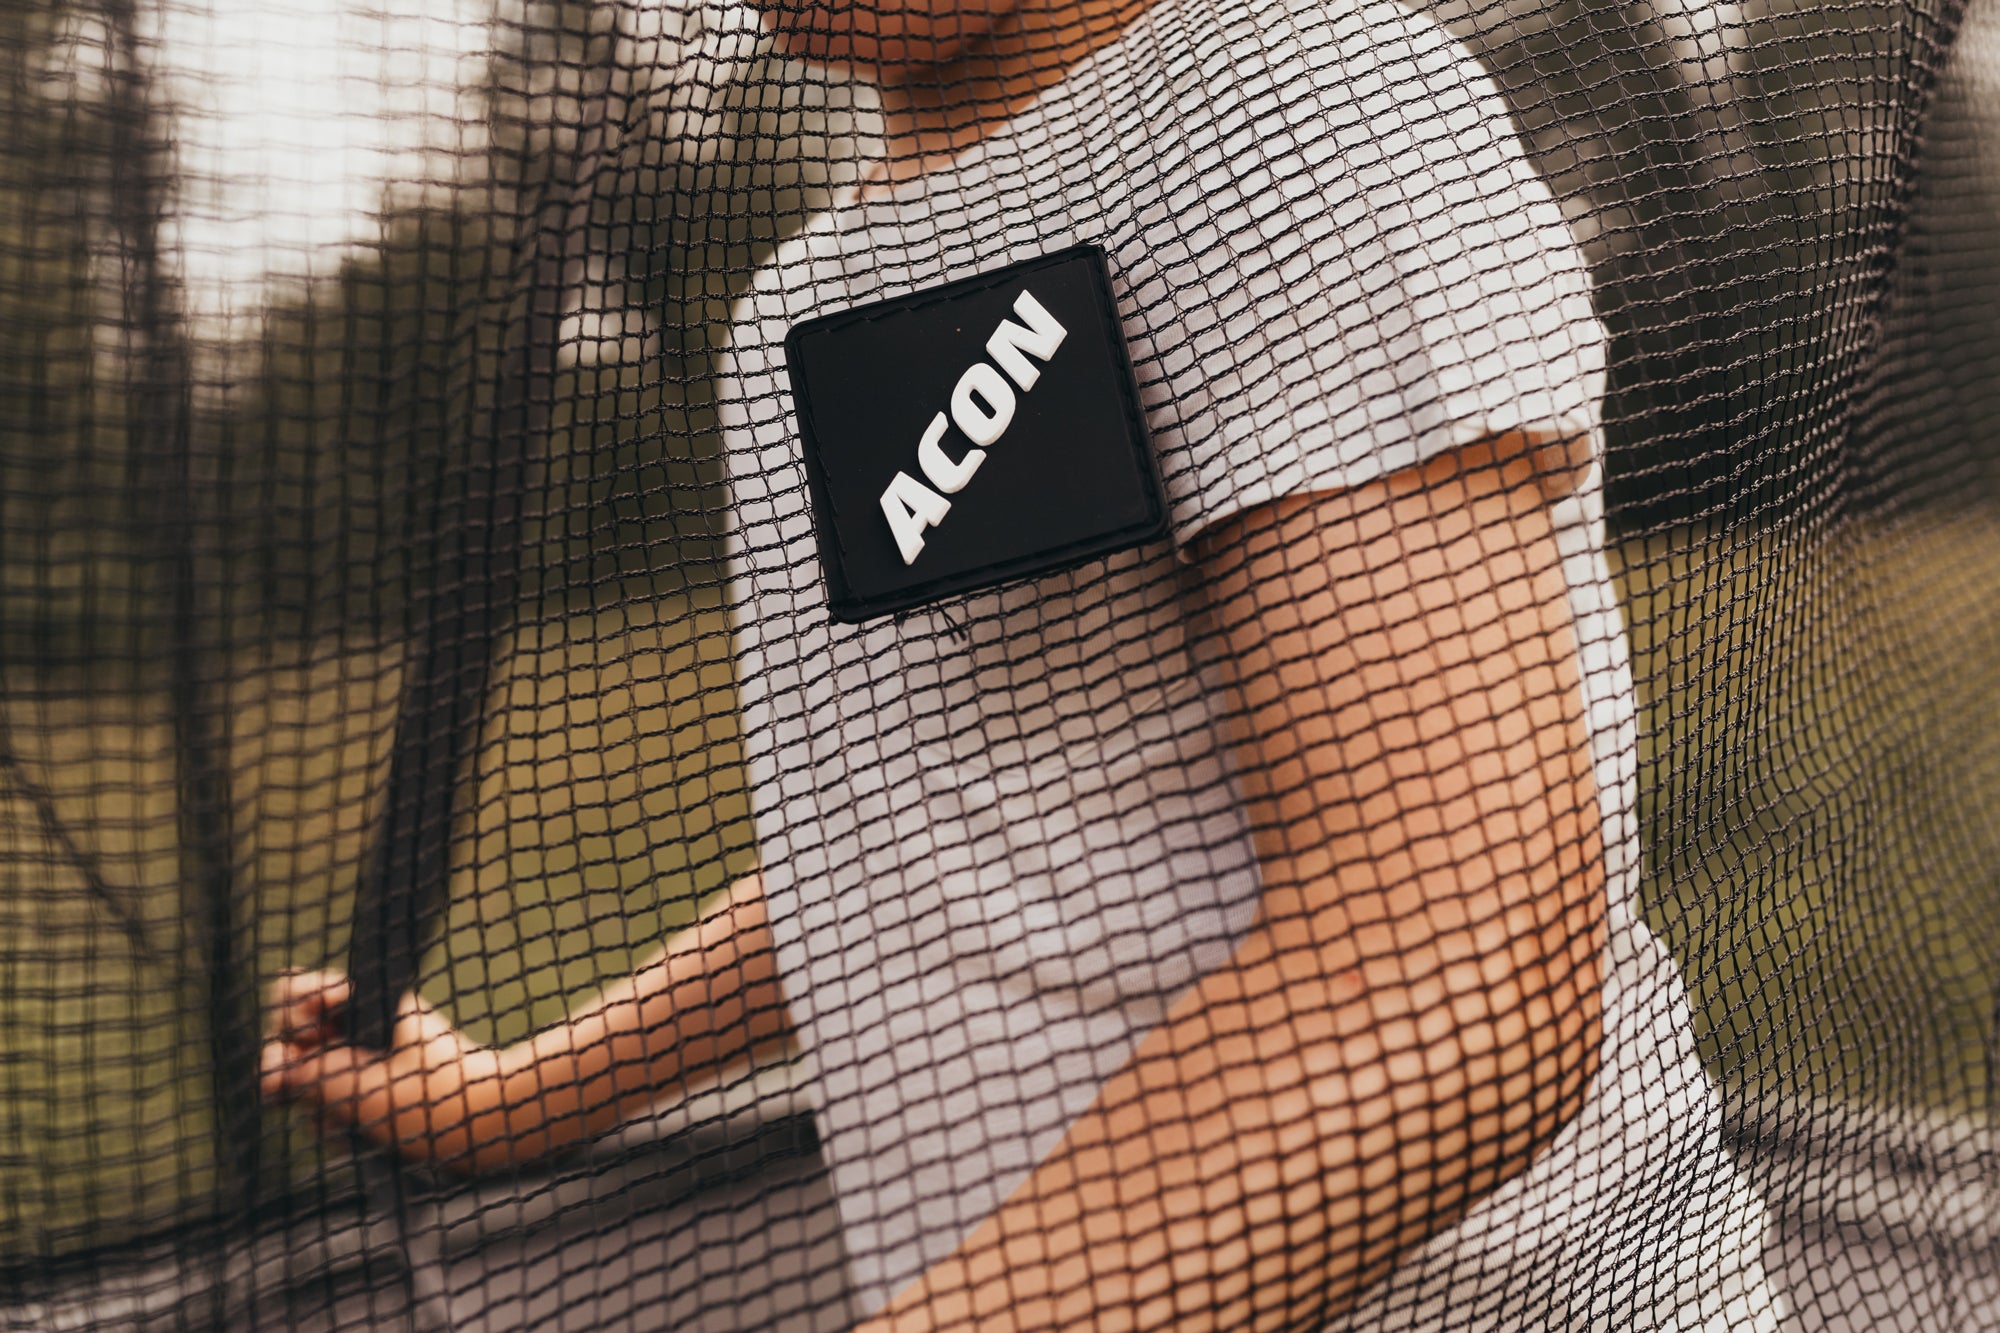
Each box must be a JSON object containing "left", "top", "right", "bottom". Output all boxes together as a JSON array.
[{"left": 784, "top": 244, "right": 1167, "bottom": 624}]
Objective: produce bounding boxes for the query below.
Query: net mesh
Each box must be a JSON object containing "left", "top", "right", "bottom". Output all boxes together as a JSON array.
[{"left": 0, "top": 0, "right": 1993, "bottom": 1326}]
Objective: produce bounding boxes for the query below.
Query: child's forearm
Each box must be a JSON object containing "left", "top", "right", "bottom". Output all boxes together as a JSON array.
[
  {"left": 485, "top": 873, "right": 790, "bottom": 1163},
  {"left": 264, "top": 876, "right": 791, "bottom": 1172}
]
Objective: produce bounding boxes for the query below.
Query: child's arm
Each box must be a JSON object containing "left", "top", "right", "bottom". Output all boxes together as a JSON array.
[
  {"left": 261, "top": 873, "right": 790, "bottom": 1173},
  {"left": 863, "top": 431, "right": 1608, "bottom": 1332}
]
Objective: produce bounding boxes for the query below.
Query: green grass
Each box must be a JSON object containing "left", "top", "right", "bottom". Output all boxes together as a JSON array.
[
  {"left": 0, "top": 593, "right": 753, "bottom": 1254},
  {"left": 0, "top": 683, "right": 229, "bottom": 1252},
  {"left": 420, "top": 597, "right": 755, "bottom": 1049},
  {"left": 5, "top": 512, "right": 2000, "bottom": 1255}
]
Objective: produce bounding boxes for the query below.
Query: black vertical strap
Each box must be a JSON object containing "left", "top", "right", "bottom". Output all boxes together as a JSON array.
[
  {"left": 343, "top": 448, "right": 522, "bottom": 1050},
  {"left": 335, "top": 143, "right": 546, "bottom": 1333},
  {"left": 343, "top": 16, "right": 625, "bottom": 1064},
  {"left": 335, "top": 24, "right": 623, "bottom": 1322}
]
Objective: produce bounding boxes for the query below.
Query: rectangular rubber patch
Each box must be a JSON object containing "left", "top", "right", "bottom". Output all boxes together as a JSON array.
[{"left": 783, "top": 244, "right": 1168, "bottom": 623}]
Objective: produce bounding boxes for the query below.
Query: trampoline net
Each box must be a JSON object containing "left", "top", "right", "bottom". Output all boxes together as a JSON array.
[{"left": 0, "top": 0, "right": 1995, "bottom": 1326}]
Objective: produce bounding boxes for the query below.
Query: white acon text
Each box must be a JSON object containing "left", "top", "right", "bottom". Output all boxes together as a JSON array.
[{"left": 878, "top": 289, "right": 1068, "bottom": 566}]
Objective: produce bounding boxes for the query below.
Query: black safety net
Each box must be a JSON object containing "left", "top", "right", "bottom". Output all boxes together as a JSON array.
[{"left": 0, "top": 0, "right": 1995, "bottom": 1326}]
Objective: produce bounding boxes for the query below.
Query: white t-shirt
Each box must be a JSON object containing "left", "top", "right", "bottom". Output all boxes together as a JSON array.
[{"left": 717, "top": 0, "right": 1782, "bottom": 1325}]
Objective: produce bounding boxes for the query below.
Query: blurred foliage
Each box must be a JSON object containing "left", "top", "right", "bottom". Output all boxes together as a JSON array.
[
  {"left": 0, "top": 2, "right": 147, "bottom": 664},
  {"left": 202, "top": 0, "right": 880, "bottom": 639},
  {"left": 1429, "top": 0, "right": 1969, "bottom": 530},
  {"left": 0, "top": 0, "right": 829, "bottom": 1256},
  {"left": 214, "top": 208, "right": 513, "bottom": 637}
]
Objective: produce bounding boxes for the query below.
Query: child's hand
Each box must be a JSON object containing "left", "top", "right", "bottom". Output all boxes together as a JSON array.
[{"left": 261, "top": 969, "right": 516, "bottom": 1173}]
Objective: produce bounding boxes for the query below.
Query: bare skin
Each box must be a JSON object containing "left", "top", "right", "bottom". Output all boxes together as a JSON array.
[
  {"left": 860, "top": 434, "right": 1604, "bottom": 1332},
  {"left": 264, "top": 874, "right": 786, "bottom": 1172},
  {"left": 264, "top": 1, "right": 1610, "bottom": 1326}
]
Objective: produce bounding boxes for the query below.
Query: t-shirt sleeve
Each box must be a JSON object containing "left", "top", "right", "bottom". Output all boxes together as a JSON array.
[{"left": 1112, "top": 0, "right": 1610, "bottom": 548}]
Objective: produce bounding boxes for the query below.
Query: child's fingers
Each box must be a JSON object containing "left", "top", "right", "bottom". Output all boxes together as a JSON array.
[
  {"left": 262, "top": 984, "right": 486, "bottom": 1167},
  {"left": 260, "top": 1037, "right": 383, "bottom": 1131},
  {"left": 266, "top": 969, "right": 354, "bottom": 1047}
]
